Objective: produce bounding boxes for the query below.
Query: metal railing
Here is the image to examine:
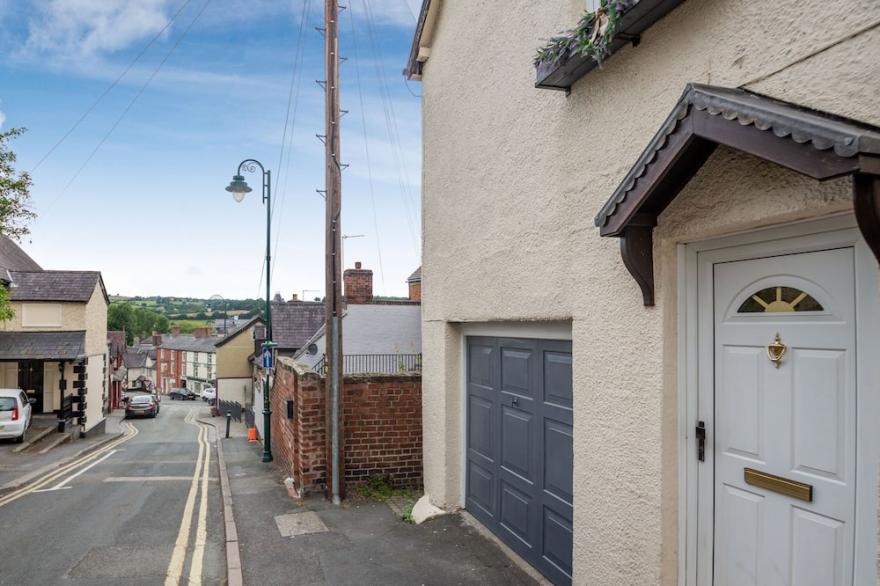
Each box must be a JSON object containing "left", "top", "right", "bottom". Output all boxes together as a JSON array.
[
  {"left": 313, "top": 353, "right": 422, "bottom": 375},
  {"left": 218, "top": 399, "right": 242, "bottom": 422}
]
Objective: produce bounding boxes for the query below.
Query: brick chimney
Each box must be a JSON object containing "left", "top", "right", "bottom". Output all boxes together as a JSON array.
[
  {"left": 152, "top": 330, "right": 162, "bottom": 346},
  {"left": 290, "top": 293, "right": 298, "bottom": 301},
  {"left": 193, "top": 327, "right": 213, "bottom": 338},
  {"left": 344, "top": 261, "right": 373, "bottom": 304},
  {"left": 171, "top": 325, "right": 181, "bottom": 336}
]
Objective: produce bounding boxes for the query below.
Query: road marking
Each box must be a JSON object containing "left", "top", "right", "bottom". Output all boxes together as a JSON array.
[
  {"left": 164, "top": 409, "right": 209, "bottom": 586},
  {"left": 103, "top": 476, "right": 200, "bottom": 482},
  {"left": 32, "top": 449, "right": 119, "bottom": 492},
  {"left": 0, "top": 420, "right": 138, "bottom": 508},
  {"left": 189, "top": 423, "right": 211, "bottom": 585}
]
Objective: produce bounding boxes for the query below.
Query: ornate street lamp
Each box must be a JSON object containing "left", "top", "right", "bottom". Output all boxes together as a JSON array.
[{"left": 226, "top": 159, "right": 275, "bottom": 463}]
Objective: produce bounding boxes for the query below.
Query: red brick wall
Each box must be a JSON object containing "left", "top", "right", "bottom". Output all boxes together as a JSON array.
[{"left": 271, "top": 358, "right": 422, "bottom": 495}]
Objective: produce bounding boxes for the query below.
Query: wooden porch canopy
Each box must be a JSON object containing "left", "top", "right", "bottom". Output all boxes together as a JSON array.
[{"left": 594, "top": 83, "right": 880, "bottom": 306}]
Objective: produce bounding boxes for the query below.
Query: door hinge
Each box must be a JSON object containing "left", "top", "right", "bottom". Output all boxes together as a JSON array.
[{"left": 696, "top": 421, "right": 706, "bottom": 462}]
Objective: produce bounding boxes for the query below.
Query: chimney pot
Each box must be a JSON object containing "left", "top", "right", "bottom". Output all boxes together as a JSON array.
[{"left": 355, "top": 261, "right": 362, "bottom": 269}]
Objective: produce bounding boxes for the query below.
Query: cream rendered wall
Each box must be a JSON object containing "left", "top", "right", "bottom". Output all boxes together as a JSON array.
[
  {"left": 216, "top": 323, "right": 258, "bottom": 379},
  {"left": 0, "top": 301, "right": 86, "bottom": 331},
  {"left": 419, "top": 1, "right": 880, "bottom": 584},
  {"left": 82, "top": 282, "right": 107, "bottom": 433}
]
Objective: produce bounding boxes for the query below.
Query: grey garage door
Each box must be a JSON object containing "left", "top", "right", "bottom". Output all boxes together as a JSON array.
[{"left": 466, "top": 336, "right": 573, "bottom": 585}]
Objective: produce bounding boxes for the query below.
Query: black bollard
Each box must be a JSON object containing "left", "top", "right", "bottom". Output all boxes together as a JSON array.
[{"left": 225, "top": 411, "right": 232, "bottom": 439}]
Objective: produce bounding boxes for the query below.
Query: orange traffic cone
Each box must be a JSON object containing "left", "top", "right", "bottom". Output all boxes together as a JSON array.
[{"left": 247, "top": 427, "right": 258, "bottom": 442}]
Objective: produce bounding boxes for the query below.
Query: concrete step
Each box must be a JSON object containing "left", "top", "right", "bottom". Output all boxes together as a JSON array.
[
  {"left": 11, "top": 425, "right": 56, "bottom": 454},
  {"left": 36, "top": 432, "right": 72, "bottom": 455}
]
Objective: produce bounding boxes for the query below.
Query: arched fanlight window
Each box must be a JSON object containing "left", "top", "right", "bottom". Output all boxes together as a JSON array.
[{"left": 738, "top": 286, "right": 824, "bottom": 313}]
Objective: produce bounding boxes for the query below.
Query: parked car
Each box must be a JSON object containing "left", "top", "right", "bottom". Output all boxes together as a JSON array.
[
  {"left": 169, "top": 388, "right": 196, "bottom": 401},
  {"left": 201, "top": 387, "right": 216, "bottom": 403},
  {"left": 0, "top": 389, "right": 34, "bottom": 443},
  {"left": 125, "top": 395, "right": 158, "bottom": 419}
]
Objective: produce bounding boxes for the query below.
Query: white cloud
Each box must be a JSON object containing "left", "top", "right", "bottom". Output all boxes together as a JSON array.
[
  {"left": 26, "top": 0, "right": 174, "bottom": 58},
  {"left": 0, "top": 108, "right": 5, "bottom": 129}
]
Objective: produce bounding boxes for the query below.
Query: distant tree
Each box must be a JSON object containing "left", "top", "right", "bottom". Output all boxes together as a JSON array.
[{"left": 156, "top": 315, "right": 170, "bottom": 333}]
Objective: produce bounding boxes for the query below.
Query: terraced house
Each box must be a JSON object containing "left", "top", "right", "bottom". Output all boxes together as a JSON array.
[
  {"left": 407, "top": 0, "right": 880, "bottom": 584},
  {"left": 0, "top": 235, "right": 109, "bottom": 436}
]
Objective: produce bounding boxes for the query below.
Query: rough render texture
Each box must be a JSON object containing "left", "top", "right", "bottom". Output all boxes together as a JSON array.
[{"left": 418, "top": 0, "right": 880, "bottom": 584}]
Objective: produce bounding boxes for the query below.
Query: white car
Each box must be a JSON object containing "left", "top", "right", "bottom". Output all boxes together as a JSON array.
[
  {"left": 201, "top": 387, "right": 216, "bottom": 402},
  {"left": 0, "top": 388, "right": 34, "bottom": 443}
]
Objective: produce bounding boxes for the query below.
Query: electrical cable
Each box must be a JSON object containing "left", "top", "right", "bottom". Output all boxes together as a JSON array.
[
  {"left": 359, "top": 0, "right": 421, "bottom": 254},
  {"left": 268, "top": 0, "right": 313, "bottom": 286},
  {"left": 30, "top": 0, "right": 195, "bottom": 172},
  {"left": 346, "top": 1, "right": 386, "bottom": 289},
  {"left": 43, "top": 0, "right": 214, "bottom": 215}
]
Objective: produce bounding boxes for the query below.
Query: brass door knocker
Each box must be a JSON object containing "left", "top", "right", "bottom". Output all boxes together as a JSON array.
[{"left": 767, "top": 333, "right": 786, "bottom": 368}]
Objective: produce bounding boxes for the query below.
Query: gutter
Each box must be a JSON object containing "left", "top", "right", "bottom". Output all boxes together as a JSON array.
[{"left": 404, "top": 0, "right": 442, "bottom": 80}]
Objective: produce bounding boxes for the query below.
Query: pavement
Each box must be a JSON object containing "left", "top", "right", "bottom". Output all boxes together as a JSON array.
[
  {"left": 0, "top": 401, "right": 225, "bottom": 585},
  {"left": 0, "top": 410, "right": 127, "bottom": 492},
  {"left": 223, "top": 436, "right": 537, "bottom": 585}
]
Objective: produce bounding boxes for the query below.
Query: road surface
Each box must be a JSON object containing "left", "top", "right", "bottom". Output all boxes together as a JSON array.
[{"left": 0, "top": 401, "right": 224, "bottom": 585}]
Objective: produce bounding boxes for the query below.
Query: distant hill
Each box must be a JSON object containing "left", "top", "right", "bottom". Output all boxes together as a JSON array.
[{"left": 110, "top": 295, "right": 265, "bottom": 321}]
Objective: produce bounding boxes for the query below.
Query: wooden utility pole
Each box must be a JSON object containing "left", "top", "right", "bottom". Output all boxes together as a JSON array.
[{"left": 323, "top": 0, "right": 344, "bottom": 504}]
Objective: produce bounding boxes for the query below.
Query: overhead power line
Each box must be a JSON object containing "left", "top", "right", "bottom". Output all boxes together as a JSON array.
[
  {"left": 31, "top": 0, "right": 195, "bottom": 173},
  {"left": 44, "top": 0, "right": 214, "bottom": 215},
  {"left": 346, "top": 2, "right": 386, "bottom": 288}
]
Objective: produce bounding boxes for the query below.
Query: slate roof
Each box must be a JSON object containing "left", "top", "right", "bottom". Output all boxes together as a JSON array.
[
  {"left": 407, "top": 266, "right": 421, "bottom": 283},
  {"left": 123, "top": 351, "right": 148, "bottom": 368},
  {"left": 7, "top": 270, "right": 105, "bottom": 303},
  {"left": 0, "top": 331, "right": 86, "bottom": 360},
  {"left": 0, "top": 235, "right": 42, "bottom": 273},
  {"left": 270, "top": 301, "right": 325, "bottom": 350},
  {"left": 214, "top": 316, "right": 263, "bottom": 348},
  {"left": 160, "top": 334, "right": 223, "bottom": 353},
  {"left": 108, "top": 331, "right": 126, "bottom": 356}
]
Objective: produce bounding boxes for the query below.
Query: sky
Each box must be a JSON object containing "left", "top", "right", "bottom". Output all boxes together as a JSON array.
[{"left": 0, "top": 0, "right": 423, "bottom": 300}]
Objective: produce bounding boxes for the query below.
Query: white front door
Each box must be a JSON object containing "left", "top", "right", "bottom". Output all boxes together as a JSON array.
[{"left": 707, "top": 246, "right": 857, "bottom": 585}]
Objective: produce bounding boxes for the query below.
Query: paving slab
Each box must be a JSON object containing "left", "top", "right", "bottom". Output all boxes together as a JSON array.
[{"left": 224, "top": 437, "right": 537, "bottom": 586}]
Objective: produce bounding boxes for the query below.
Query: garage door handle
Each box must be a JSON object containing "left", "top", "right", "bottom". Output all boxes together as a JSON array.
[{"left": 511, "top": 397, "right": 519, "bottom": 406}]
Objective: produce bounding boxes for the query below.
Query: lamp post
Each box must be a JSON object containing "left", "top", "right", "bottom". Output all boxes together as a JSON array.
[{"left": 225, "top": 159, "right": 274, "bottom": 463}]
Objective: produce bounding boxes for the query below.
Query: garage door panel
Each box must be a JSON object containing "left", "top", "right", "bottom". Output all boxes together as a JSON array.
[
  {"left": 467, "top": 460, "right": 496, "bottom": 519},
  {"left": 500, "top": 480, "right": 536, "bottom": 549},
  {"left": 468, "top": 394, "right": 495, "bottom": 462},
  {"left": 501, "top": 345, "right": 534, "bottom": 398},
  {"left": 468, "top": 342, "right": 495, "bottom": 389},
  {"left": 501, "top": 404, "right": 535, "bottom": 483},
  {"left": 543, "top": 419, "right": 574, "bottom": 505},
  {"left": 542, "top": 507, "right": 574, "bottom": 581},
  {"left": 543, "top": 349, "right": 573, "bottom": 409}
]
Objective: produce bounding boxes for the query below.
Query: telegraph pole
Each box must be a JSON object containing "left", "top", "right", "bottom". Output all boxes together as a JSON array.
[{"left": 323, "top": 0, "right": 344, "bottom": 504}]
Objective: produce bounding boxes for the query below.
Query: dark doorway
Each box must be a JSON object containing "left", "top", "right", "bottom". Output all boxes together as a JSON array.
[{"left": 18, "top": 361, "right": 45, "bottom": 413}]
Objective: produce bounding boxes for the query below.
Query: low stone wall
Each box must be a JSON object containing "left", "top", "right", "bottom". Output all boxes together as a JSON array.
[{"left": 270, "top": 357, "right": 422, "bottom": 495}]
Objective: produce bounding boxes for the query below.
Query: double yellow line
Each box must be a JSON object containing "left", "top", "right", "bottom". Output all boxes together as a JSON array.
[
  {"left": 164, "top": 408, "right": 212, "bottom": 586},
  {"left": 0, "top": 419, "right": 138, "bottom": 508}
]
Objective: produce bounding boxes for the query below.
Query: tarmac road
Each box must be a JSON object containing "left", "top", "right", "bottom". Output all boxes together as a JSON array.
[{"left": 0, "top": 401, "right": 224, "bottom": 586}]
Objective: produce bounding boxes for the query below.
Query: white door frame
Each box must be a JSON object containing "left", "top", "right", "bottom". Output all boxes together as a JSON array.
[{"left": 678, "top": 213, "right": 880, "bottom": 585}]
